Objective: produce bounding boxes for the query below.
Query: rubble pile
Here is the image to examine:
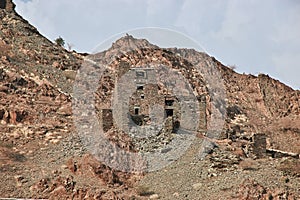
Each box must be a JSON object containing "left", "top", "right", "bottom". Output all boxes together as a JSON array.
[
  {"left": 234, "top": 179, "right": 298, "bottom": 200},
  {"left": 0, "top": 0, "right": 299, "bottom": 198}
]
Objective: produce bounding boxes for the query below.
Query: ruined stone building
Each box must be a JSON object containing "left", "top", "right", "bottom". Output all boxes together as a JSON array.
[{"left": 96, "top": 64, "right": 208, "bottom": 152}]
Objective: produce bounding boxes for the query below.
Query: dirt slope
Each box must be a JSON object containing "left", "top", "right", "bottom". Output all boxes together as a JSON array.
[{"left": 0, "top": 1, "right": 299, "bottom": 199}]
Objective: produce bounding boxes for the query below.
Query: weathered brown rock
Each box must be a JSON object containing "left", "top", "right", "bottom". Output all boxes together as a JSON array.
[
  {"left": 0, "top": 3, "right": 299, "bottom": 199},
  {"left": 0, "top": 0, "right": 15, "bottom": 12},
  {"left": 234, "top": 179, "right": 298, "bottom": 200},
  {"left": 57, "top": 103, "right": 72, "bottom": 116}
]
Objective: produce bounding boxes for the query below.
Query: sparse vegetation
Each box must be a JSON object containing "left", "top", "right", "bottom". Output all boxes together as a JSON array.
[
  {"left": 1, "top": 5, "right": 300, "bottom": 198},
  {"left": 55, "top": 36, "right": 65, "bottom": 47}
]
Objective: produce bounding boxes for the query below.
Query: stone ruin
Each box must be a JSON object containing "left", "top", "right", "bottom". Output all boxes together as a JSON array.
[
  {"left": 97, "top": 67, "right": 208, "bottom": 152},
  {"left": 250, "top": 133, "right": 299, "bottom": 159},
  {"left": 252, "top": 133, "right": 267, "bottom": 158},
  {"left": 127, "top": 68, "right": 180, "bottom": 132}
]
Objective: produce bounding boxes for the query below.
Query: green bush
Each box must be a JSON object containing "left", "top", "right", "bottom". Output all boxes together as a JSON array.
[{"left": 55, "top": 36, "right": 65, "bottom": 47}]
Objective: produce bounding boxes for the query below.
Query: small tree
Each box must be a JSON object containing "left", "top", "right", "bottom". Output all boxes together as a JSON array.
[{"left": 55, "top": 36, "right": 65, "bottom": 47}]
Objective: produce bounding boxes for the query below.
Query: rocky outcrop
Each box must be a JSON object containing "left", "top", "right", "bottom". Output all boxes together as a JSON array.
[
  {"left": 0, "top": 2, "right": 299, "bottom": 198},
  {"left": 0, "top": 0, "right": 15, "bottom": 12},
  {"left": 234, "top": 179, "right": 298, "bottom": 200}
]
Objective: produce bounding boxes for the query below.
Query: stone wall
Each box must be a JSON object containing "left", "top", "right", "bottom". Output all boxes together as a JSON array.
[
  {"left": 129, "top": 83, "right": 164, "bottom": 116},
  {"left": 253, "top": 133, "right": 267, "bottom": 158}
]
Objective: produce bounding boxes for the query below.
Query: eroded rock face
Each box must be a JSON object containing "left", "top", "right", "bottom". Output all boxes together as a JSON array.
[
  {"left": 0, "top": 2, "right": 299, "bottom": 198},
  {"left": 0, "top": 0, "right": 15, "bottom": 12}
]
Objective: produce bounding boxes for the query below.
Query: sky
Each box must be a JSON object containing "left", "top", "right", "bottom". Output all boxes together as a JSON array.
[{"left": 13, "top": 0, "right": 300, "bottom": 89}]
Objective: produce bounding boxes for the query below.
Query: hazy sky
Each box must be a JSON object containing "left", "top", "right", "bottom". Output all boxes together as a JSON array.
[{"left": 14, "top": 0, "right": 300, "bottom": 89}]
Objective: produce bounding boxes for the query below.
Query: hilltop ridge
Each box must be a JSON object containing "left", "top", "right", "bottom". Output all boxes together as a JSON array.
[{"left": 0, "top": 2, "right": 299, "bottom": 199}]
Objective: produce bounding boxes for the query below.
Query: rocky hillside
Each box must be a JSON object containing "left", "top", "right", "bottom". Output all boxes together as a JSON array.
[{"left": 0, "top": 0, "right": 299, "bottom": 199}]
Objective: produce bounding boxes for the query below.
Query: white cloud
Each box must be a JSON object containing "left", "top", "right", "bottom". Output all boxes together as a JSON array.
[
  {"left": 13, "top": 0, "right": 300, "bottom": 89},
  {"left": 175, "top": 0, "right": 300, "bottom": 89},
  {"left": 14, "top": 0, "right": 150, "bottom": 51},
  {"left": 146, "top": 0, "right": 183, "bottom": 24}
]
